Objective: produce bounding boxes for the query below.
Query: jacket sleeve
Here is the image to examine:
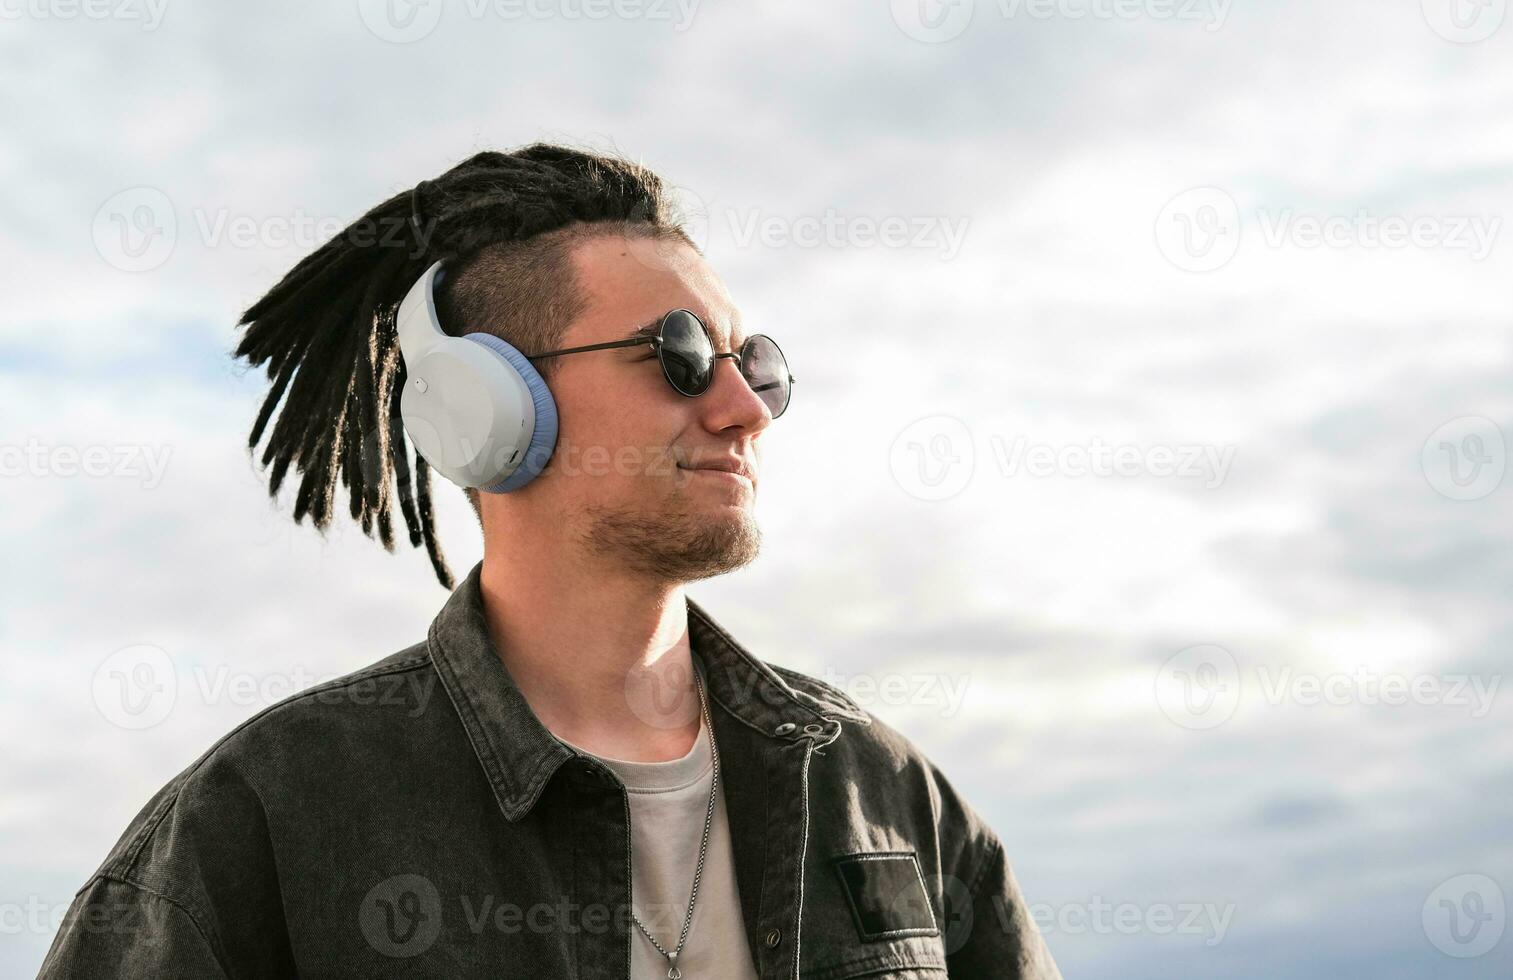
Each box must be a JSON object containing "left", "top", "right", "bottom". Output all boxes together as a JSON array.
[
  {"left": 946, "top": 832, "right": 1062, "bottom": 979},
  {"left": 37, "top": 875, "right": 231, "bottom": 979},
  {"left": 924, "top": 760, "right": 1062, "bottom": 979},
  {"left": 36, "top": 742, "right": 294, "bottom": 979}
]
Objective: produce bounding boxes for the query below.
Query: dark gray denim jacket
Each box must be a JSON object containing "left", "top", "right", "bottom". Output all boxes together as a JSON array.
[{"left": 39, "top": 562, "right": 1061, "bottom": 979}]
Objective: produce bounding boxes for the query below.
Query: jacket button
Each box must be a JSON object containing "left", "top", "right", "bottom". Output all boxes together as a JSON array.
[
  {"left": 763, "top": 927, "right": 782, "bottom": 947},
  {"left": 774, "top": 722, "right": 796, "bottom": 736}
]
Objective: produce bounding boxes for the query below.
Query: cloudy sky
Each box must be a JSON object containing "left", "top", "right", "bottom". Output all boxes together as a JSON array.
[{"left": 3, "top": 1, "right": 1511, "bottom": 977}]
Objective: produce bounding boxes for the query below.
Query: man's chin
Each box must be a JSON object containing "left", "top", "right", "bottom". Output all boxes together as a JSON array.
[
  {"left": 580, "top": 500, "right": 761, "bottom": 582},
  {"left": 674, "top": 509, "right": 761, "bottom": 577}
]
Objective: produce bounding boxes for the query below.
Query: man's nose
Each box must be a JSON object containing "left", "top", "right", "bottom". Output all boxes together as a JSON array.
[{"left": 703, "top": 354, "right": 773, "bottom": 429}]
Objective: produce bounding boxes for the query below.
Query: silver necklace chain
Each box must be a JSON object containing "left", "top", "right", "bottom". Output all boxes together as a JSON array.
[{"left": 629, "top": 663, "right": 719, "bottom": 980}]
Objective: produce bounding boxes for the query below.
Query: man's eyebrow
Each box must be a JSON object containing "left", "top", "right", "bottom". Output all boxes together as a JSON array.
[
  {"left": 606, "top": 319, "right": 663, "bottom": 353},
  {"left": 622, "top": 318, "right": 662, "bottom": 342}
]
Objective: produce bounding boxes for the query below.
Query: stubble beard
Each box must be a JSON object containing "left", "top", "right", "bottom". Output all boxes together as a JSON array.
[{"left": 577, "top": 478, "right": 761, "bottom": 583}]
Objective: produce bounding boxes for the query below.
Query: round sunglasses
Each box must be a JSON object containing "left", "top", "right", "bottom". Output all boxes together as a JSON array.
[{"left": 524, "top": 309, "right": 795, "bottom": 419}]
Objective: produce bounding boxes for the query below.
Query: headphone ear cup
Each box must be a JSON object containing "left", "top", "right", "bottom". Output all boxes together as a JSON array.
[{"left": 464, "top": 333, "right": 559, "bottom": 493}]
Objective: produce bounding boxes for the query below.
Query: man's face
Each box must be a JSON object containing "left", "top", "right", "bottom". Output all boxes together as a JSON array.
[{"left": 527, "top": 234, "right": 774, "bottom": 582}]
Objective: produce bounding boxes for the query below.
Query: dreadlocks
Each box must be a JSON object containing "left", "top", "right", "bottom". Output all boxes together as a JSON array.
[{"left": 233, "top": 143, "right": 695, "bottom": 589}]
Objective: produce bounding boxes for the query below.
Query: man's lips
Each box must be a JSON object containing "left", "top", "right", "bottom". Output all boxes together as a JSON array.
[
  {"left": 677, "top": 456, "right": 755, "bottom": 487},
  {"left": 684, "top": 468, "right": 752, "bottom": 487}
]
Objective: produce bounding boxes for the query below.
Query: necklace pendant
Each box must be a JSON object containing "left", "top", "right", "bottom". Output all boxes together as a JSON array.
[{"left": 667, "top": 965, "right": 682, "bottom": 979}]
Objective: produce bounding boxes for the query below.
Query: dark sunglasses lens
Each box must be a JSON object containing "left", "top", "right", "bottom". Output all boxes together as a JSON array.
[
  {"left": 658, "top": 310, "right": 713, "bottom": 394},
  {"left": 740, "top": 335, "right": 791, "bottom": 418}
]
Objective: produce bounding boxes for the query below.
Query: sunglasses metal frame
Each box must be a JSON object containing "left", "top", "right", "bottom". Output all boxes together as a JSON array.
[{"left": 523, "top": 308, "right": 795, "bottom": 418}]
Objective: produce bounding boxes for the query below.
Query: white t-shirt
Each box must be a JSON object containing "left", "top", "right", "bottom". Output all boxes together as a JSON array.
[{"left": 553, "top": 657, "right": 760, "bottom": 979}]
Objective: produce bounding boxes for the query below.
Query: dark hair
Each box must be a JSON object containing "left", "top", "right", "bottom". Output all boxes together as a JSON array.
[{"left": 232, "top": 143, "right": 695, "bottom": 589}]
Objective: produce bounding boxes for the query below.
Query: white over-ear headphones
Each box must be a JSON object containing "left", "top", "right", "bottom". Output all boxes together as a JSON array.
[{"left": 394, "top": 259, "right": 560, "bottom": 492}]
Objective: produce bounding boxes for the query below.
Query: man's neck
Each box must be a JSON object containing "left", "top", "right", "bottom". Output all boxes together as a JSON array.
[{"left": 477, "top": 550, "right": 703, "bottom": 764}]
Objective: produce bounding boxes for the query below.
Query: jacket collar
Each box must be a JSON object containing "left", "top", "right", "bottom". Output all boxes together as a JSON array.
[{"left": 426, "top": 561, "right": 862, "bottom": 823}]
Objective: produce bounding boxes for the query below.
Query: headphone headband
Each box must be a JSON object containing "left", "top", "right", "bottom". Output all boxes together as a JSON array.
[
  {"left": 409, "top": 179, "right": 431, "bottom": 251},
  {"left": 395, "top": 259, "right": 449, "bottom": 365}
]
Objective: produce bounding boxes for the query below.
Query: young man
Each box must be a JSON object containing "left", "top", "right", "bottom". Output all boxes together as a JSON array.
[{"left": 40, "top": 145, "right": 1061, "bottom": 979}]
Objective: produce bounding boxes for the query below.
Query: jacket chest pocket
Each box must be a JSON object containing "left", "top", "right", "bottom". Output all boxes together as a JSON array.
[{"left": 800, "top": 850, "right": 949, "bottom": 979}]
